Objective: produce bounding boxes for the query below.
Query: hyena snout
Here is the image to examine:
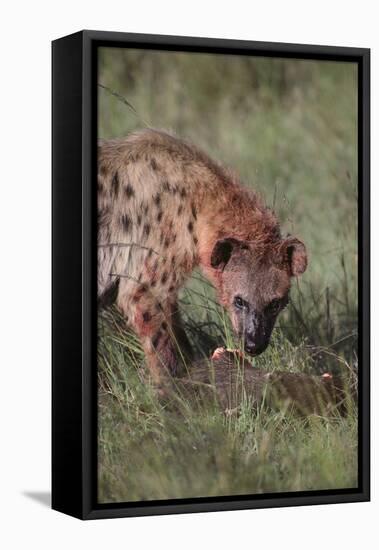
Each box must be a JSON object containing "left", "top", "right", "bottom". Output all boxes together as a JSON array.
[{"left": 243, "top": 312, "right": 274, "bottom": 356}]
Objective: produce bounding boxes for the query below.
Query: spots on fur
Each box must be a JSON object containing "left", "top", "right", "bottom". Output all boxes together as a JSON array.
[
  {"left": 154, "top": 193, "right": 161, "bottom": 207},
  {"left": 188, "top": 221, "right": 194, "bottom": 233},
  {"left": 164, "top": 238, "right": 170, "bottom": 248},
  {"left": 191, "top": 202, "right": 197, "bottom": 220},
  {"left": 99, "top": 162, "right": 108, "bottom": 177},
  {"left": 182, "top": 251, "right": 192, "bottom": 271},
  {"left": 161, "top": 272, "right": 168, "bottom": 285},
  {"left": 143, "top": 224, "right": 151, "bottom": 238},
  {"left": 137, "top": 213, "right": 142, "bottom": 226},
  {"left": 150, "top": 158, "right": 158, "bottom": 171},
  {"left": 112, "top": 171, "right": 120, "bottom": 197},
  {"left": 152, "top": 331, "right": 162, "bottom": 349},
  {"left": 180, "top": 188, "right": 187, "bottom": 199},
  {"left": 178, "top": 204, "right": 183, "bottom": 215},
  {"left": 125, "top": 183, "right": 135, "bottom": 199},
  {"left": 131, "top": 152, "right": 140, "bottom": 163},
  {"left": 163, "top": 180, "right": 171, "bottom": 193},
  {"left": 157, "top": 210, "right": 163, "bottom": 222},
  {"left": 133, "top": 283, "right": 148, "bottom": 303},
  {"left": 121, "top": 213, "right": 131, "bottom": 232},
  {"left": 193, "top": 236, "right": 198, "bottom": 246},
  {"left": 143, "top": 311, "right": 152, "bottom": 323}
]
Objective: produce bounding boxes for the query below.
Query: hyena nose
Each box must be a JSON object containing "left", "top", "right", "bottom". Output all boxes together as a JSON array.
[{"left": 244, "top": 337, "right": 268, "bottom": 356}]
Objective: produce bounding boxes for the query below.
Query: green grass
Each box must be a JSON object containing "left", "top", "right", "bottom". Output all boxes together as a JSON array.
[
  {"left": 98, "top": 301, "right": 357, "bottom": 503},
  {"left": 97, "top": 49, "right": 358, "bottom": 503}
]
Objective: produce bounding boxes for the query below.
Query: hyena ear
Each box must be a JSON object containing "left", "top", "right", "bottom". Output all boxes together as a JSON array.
[
  {"left": 210, "top": 238, "right": 241, "bottom": 270},
  {"left": 284, "top": 237, "right": 308, "bottom": 277}
]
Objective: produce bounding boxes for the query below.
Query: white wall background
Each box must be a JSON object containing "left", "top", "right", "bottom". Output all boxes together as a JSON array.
[{"left": 0, "top": 1, "right": 376, "bottom": 547}]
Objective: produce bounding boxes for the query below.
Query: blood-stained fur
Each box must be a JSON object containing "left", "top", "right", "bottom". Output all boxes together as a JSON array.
[{"left": 98, "top": 129, "right": 307, "bottom": 383}]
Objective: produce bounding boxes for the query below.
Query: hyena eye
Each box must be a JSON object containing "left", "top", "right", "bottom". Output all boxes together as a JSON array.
[
  {"left": 234, "top": 296, "right": 249, "bottom": 310},
  {"left": 269, "top": 298, "right": 282, "bottom": 314}
]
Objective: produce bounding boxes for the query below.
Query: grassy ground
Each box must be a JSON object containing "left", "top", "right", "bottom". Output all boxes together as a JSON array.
[{"left": 97, "top": 49, "right": 358, "bottom": 503}]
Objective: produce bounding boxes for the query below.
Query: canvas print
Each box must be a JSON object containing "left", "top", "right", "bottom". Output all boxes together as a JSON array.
[{"left": 97, "top": 48, "right": 358, "bottom": 504}]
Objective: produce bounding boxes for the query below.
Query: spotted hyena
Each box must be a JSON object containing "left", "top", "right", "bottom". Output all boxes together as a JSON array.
[{"left": 98, "top": 129, "right": 307, "bottom": 384}]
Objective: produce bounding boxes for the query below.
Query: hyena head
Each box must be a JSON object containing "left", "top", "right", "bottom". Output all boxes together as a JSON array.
[{"left": 211, "top": 236, "right": 307, "bottom": 356}]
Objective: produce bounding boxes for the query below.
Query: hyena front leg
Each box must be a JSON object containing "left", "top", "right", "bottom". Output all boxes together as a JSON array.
[
  {"left": 142, "top": 301, "right": 194, "bottom": 381},
  {"left": 116, "top": 286, "right": 184, "bottom": 384},
  {"left": 144, "top": 303, "right": 194, "bottom": 382},
  {"left": 142, "top": 327, "right": 179, "bottom": 383}
]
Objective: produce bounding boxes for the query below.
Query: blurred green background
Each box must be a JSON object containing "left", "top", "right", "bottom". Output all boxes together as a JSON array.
[{"left": 97, "top": 48, "right": 358, "bottom": 503}]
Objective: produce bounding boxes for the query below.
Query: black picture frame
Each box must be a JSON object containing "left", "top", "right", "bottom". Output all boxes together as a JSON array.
[{"left": 52, "top": 30, "right": 370, "bottom": 520}]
